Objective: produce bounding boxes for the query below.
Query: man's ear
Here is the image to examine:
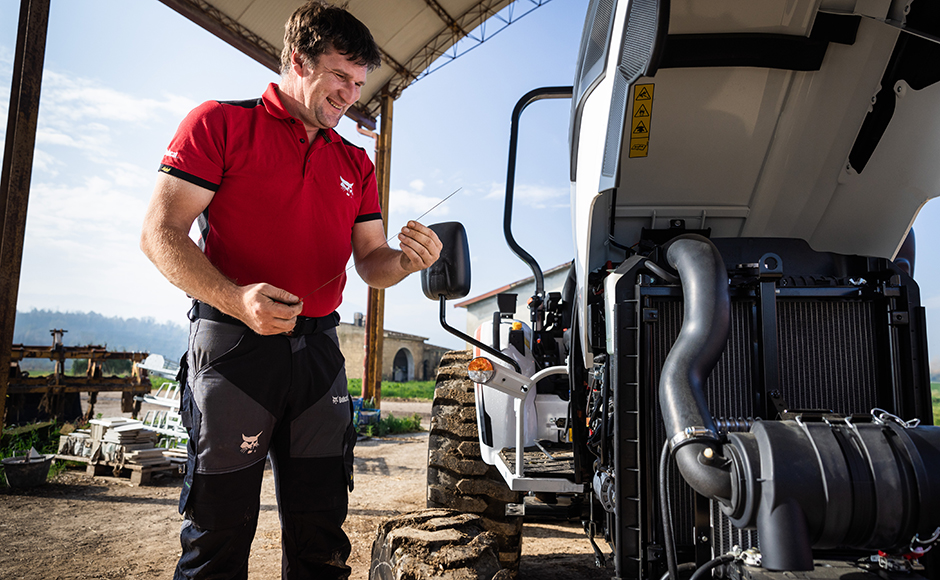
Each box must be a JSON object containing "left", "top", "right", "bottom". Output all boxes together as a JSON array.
[{"left": 290, "top": 50, "right": 306, "bottom": 76}]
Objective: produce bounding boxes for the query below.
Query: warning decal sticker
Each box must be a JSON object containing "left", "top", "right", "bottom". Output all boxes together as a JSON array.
[{"left": 629, "top": 83, "right": 654, "bottom": 158}]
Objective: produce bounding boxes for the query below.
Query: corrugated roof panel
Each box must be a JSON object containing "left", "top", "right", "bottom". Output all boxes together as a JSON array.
[
  {"left": 237, "top": 2, "right": 294, "bottom": 49},
  {"left": 158, "top": 0, "right": 547, "bottom": 125}
]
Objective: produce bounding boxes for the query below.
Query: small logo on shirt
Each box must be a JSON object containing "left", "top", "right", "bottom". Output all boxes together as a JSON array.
[
  {"left": 240, "top": 431, "right": 263, "bottom": 454},
  {"left": 340, "top": 176, "right": 354, "bottom": 197},
  {"left": 164, "top": 149, "right": 179, "bottom": 159},
  {"left": 332, "top": 395, "right": 350, "bottom": 405}
]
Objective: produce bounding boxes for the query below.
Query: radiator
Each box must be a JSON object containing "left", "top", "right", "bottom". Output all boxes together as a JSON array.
[{"left": 646, "top": 295, "right": 882, "bottom": 555}]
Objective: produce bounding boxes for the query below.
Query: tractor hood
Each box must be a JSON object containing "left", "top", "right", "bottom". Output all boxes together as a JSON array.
[{"left": 569, "top": 0, "right": 940, "bottom": 366}]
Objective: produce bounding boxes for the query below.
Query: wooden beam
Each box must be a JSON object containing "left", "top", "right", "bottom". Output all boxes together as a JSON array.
[
  {"left": 157, "top": 0, "right": 280, "bottom": 73},
  {"left": 0, "top": 0, "right": 51, "bottom": 430},
  {"left": 423, "top": 0, "right": 468, "bottom": 36},
  {"left": 363, "top": 94, "right": 393, "bottom": 407}
]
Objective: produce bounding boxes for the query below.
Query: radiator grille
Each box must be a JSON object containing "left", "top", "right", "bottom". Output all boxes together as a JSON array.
[{"left": 777, "top": 300, "right": 879, "bottom": 413}]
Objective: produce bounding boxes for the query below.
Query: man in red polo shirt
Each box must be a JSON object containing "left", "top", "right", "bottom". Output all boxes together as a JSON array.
[{"left": 140, "top": 2, "right": 441, "bottom": 578}]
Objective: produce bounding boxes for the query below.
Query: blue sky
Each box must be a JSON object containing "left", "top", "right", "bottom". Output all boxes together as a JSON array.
[
  {"left": 2, "top": 0, "right": 940, "bottom": 371},
  {"left": 0, "top": 0, "right": 581, "bottom": 351}
]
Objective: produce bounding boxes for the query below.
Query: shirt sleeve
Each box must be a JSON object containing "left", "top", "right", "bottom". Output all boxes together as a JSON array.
[
  {"left": 354, "top": 153, "right": 383, "bottom": 223},
  {"left": 157, "top": 100, "right": 226, "bottom": 192}
]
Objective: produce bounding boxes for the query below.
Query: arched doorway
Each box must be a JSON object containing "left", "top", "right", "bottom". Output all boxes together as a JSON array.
[{"left": 392, "top": 348, "right": 413, "bottom": 382}]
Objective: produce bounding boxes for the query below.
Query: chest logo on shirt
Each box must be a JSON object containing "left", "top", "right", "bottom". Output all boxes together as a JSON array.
[{"left": 340, "top": 176, "right": 354, "bottom": 197}]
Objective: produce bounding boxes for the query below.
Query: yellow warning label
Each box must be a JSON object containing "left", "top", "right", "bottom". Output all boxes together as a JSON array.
[{"left": 629, "top": 83, "right": 654, "bottom": 158}]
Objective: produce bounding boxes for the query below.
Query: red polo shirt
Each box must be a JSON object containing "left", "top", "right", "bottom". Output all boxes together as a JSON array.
[{"left": 159, "top": 83, "right": 382, "bottom": 317}]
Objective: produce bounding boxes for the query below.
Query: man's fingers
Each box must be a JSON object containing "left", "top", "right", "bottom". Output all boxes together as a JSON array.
[
  {"left": 398, "top": 221, "right": 442, "bottom": 271},
  {"left": 262, "top": 285, "right": 301, "bottom": 307},
  {"left": 398, "top": 235, "right": 436, "bottom": 270},
  {"left": 402, "top": 221, "right": 441, "bottom": 250},
  {"left": 240, "top": 283, "right": 303, "bottom": 335}
]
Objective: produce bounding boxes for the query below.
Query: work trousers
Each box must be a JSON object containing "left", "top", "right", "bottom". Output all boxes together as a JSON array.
[{"left": 173, "top": 314, "right": 356, "bottom": 580}]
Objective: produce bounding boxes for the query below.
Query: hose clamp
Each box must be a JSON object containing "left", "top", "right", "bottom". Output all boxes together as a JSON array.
[
  {"left": 669, "top": 426, "right": 720, "bottom": 451},
  {"left": 872, "top": 407, "right": 920, "bottom": 429}
]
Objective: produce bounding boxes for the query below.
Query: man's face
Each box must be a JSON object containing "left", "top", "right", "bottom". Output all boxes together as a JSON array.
[{"left": 295, "top": 47, "right": 368, "bottom": 130}]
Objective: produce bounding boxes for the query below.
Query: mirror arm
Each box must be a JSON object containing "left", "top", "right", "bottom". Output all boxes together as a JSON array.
[{"left": 438, "top": 296, "right": 522, "bottom": 373}]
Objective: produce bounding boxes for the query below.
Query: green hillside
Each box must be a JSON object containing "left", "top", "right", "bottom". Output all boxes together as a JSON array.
[
  {"left": 13, "top": 309, "right": 187, "bottom": 371},
  {"left": 933, "top": 383, "right": 940, "bottom": 424}
]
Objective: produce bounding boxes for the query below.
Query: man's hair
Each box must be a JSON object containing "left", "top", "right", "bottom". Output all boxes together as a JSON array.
[{"left": 281, "top": 1, "right": 382, "bottom": 74}]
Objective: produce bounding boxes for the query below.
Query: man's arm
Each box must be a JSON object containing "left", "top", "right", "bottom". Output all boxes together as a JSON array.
[
  {"left": 140, "top": 173, "right": 302, "bottom": 335},
  {"left": 352, "top": 219, "right": 442, "bottom": 288}
]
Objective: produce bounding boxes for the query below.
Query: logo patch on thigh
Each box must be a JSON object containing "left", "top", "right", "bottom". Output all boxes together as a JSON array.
[{"left": 240, "top": 431, "right": 263, "bottom": 454}]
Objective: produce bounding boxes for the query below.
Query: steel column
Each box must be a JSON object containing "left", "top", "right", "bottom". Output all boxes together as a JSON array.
[
  {"left": 363, "top": 93, "right": 393, "bottom": 406},
  {"left": 0, "top": 0, "right": 51, "bottom": 430}
]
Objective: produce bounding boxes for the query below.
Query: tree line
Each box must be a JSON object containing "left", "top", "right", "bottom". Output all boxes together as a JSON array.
[{"left": 13, "top": 309, "right": 188, "bottom": 371}]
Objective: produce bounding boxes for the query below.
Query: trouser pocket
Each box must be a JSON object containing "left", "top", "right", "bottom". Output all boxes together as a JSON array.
[
  {"left": 178, "top": 362, "right": 200, "bottom": 515},
  {"left": 342, "top": 399, "right": 356, "bottom": 492}
]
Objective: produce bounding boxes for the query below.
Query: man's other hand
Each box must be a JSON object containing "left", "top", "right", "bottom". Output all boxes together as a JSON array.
[{"left": 238, "top": 283, "right": 302, "bottom": 335}]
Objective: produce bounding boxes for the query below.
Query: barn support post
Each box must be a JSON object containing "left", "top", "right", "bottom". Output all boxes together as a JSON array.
[
  {"left": 363, "top": 92, "right": 393, "bottom": 408},
  {"left": 0, "top": 0, "right": 51, "bottom": 430}
]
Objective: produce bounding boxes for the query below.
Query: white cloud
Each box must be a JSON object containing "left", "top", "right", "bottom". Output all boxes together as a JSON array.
[
  {"left": 26, "top": 173, "right": 148, "bottom": 258},
  {"left": 107, "top": 162, "right": 155, "bottom": 190},
  {"left": 30, "top": 70, "right": 197, "bottom": 161},
  {"left": 41, "top": 70, "right": 197, "bottom": 125},
  {"left": 409, "top": 179, "right": 425, "bottom": 192},
  {"left": 31, "top": 149, "right": 60, "bottom": 177},
  {"left": 388, "top": 188, "right": 452, "bottom": 219},
  {"left": 484, "top": 182, "right": 568, "bottom": 209}
]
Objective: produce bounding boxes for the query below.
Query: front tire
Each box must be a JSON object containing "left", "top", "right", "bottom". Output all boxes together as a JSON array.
[
  {"left": 426, "top": 350, "right": 524, "bottom": 574},
  {"left": 369, "top": 509, "right": 508, "bottom": 580}
]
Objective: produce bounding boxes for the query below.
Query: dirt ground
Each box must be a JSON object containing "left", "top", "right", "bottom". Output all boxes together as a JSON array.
[{"left": 0, "top": 394, "right": 611, "bottom": 580}]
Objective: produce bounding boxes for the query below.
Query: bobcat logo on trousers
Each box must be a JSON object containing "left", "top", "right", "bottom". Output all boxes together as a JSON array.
[{"left": 240, "top": 431, "right": 263, "bottom": 454}]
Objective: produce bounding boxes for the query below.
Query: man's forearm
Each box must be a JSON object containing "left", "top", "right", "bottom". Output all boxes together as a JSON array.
[
  {"left": 140, "top": 226, "right": 241, "bottom": 315},
  {"left": 351, "top": 219, "right": 442, "bottom": 289},
  {"left": 355, "top": 246, "right": 412, "bottom": 289}
]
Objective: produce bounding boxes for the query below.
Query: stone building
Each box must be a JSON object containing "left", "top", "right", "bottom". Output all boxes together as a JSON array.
[
  {"left": 337, "top": 312, "right": 452, "bottom": 382},
  {"left": 454, "top": 262, "right": 574, "bottom": 336}
]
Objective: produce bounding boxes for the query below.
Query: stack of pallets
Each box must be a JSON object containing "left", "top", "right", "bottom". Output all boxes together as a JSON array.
[{"left": 56, "top": 417, "right": 179, "bottom": 485}]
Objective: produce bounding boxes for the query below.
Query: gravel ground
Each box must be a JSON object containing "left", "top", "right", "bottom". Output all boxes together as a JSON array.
[{"left": 0, "top": 393, "right": 610, "bottom": 579}]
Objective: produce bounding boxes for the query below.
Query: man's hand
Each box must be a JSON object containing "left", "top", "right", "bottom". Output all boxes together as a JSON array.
[
  {"left": 397, "top": 221, "right": 442, "bottom": 274},
  {"left": 235, "top": 283, "right": 303, "bottom": 336},
  {"left": 352, "top": 219, "right": 442, "bottom": 288}
]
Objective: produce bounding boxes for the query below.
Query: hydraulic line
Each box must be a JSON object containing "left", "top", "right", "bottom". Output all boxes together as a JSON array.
[{"left": 660, "top": 441, "right": 679, "bottom": 580}]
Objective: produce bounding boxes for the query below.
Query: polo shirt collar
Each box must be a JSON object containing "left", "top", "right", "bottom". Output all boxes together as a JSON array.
[{"left": 263, "top": 82, "right": 338, "bottom": 143}]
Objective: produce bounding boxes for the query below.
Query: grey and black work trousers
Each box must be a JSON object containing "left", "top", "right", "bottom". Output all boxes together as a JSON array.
[{"left": 174, "top": 303, "right": 356, "bottom": 580}]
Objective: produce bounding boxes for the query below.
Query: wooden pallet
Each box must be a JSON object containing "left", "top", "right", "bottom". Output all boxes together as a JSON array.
[{"left": 54, "top": 454, "right": 179, "bottom": 486}]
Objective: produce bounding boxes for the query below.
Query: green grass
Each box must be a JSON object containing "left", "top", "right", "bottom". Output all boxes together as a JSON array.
[
  {"left": 357, "top": 413, "right": 423, "bottom": 437},
  {"left": 0, "top": 421, "right": 72, "bottom": 487},
  {"left": 932, "top": 383, "right": 940, "bottom": 425},
  {"left": 347, "top": 378, "right": 435, "bottom": 400}
]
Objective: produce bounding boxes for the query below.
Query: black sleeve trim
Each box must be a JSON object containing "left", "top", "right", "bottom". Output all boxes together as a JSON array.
[
  {"left": 355, "top": 212, "right": 383, "bottom": 223},
  {"left": 158, "top": 164, "right": 220, "bottom": 192},
  {"left": 217, "top": 97, "right": 263, "bottom": 109}
]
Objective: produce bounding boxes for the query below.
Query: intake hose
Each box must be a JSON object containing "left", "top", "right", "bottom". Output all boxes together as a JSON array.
[{"left": 660, "top": 234, "right": 733, "bottom": 503}]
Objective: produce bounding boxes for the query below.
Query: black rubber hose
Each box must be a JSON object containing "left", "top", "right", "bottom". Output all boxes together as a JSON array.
[
  {"left": 660, "top": 441, "right": 679, "bottom": 580},
  {"left": 660, "top": 563, "right": 698, "bottom": 580},
  {"left": 660, "top": 234, "right": 733, "bottom": 502},
  {"left": 688, "top": 554, "right": 735, "bottom": 580}
]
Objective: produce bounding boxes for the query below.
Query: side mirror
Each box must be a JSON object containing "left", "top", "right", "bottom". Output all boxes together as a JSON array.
[{"left": 421, "top": 222, "right": 471, "bottom": 300}]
